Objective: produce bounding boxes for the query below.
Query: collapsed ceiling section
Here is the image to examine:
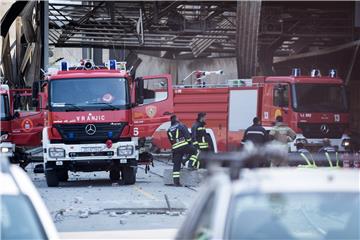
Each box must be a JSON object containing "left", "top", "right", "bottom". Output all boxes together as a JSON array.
[{"left": 48, "top": 1, "right": 355, "bottom": 60}]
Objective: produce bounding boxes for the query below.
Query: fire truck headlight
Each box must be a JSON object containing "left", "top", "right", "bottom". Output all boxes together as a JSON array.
[
  {"left": 117, "top": 145, "right": 134, "bottom": 156},
  {"left": 49, "top": 148, "right": 65, "bottom": 158},
  {"left": 1, "top": 147, "right": 9, "bottom": 153},
  {"left": 0, "top": 134, "right": 8, "bottom": 141},
  {"left": 341, "top": 139, "right": 351, "bottom": 148}
]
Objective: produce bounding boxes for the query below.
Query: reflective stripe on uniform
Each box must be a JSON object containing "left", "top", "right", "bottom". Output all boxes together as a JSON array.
[
  {"left": 173, "top": 171, "right": 180, "bottom": 178},
  {"left": 325, "top": 152, "right": 333, "bottom": 167},
  {"left": 247, "top": 131, "right": 265, "bottom": 136},
  {"left": 176, "top": 129, "right": 179, "bottom": 139},
  {"left": 197, "top": 127, "right": 206, "bottom": 130},
  {"left": 300, "top": 153, "right": 313, "bottom": 167},
  {"left": 168, "top": 132, "right": 173, "bottom": 138},
  {"left": 172, "top": 141, "right": 188, "bottom": 149}
]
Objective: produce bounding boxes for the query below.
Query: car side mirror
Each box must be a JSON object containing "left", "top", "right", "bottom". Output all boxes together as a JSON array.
[{"left": 135, "top": 77, "right": 144, "bottom": 105}]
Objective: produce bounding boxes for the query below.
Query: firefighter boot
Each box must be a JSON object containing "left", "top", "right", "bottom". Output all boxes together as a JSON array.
[
  {"left": 173, "top": 177, "right": 182, "bottom": 187},
  {"left": 187, "top": 161, "right": 196, "bottom": 170}
]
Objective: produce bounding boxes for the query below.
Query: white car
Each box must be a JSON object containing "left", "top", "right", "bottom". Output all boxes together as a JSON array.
[
  {"left": 0, "top": 157, "right": 58, "bottom": 239},
  {"left": 176, "top": 167, "right": 360, "bottom": 240}
]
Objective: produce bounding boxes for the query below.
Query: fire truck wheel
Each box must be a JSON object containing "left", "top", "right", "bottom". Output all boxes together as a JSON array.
[
  {"left": 122, "top": 166, "right": 136, "bottom": 185},
  {"left": 57, "top": 169, "right": 69, "bottom": 182},
  {"left": 109, "top": 169, "right": 120, "bottom": 181},
  {"left": 45, "top": 170, "right": 59, "bottom": 187}
]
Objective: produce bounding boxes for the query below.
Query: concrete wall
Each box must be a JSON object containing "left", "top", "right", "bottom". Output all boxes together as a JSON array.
[{"left": 136, "top": 54, "right": 238, "bottom": 85}]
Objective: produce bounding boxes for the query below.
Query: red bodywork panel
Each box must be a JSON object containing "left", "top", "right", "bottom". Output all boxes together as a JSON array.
[
  {"left": 1, "top": 88, "right": 12, "bottom": 142},
  {"left": 8, "top": 89, "right": 45, "bottom": 147},
  {"left": 132, "top": 74, "right": 174, "bottom": 138}
]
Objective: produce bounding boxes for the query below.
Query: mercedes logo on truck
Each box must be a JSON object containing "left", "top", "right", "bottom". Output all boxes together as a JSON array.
[{"left": 85, "top": 124, "right": 96, "bottom": 135}]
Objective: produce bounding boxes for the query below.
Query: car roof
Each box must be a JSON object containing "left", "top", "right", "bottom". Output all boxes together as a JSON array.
[
  {"left": 231, "top": 168, "right": 360, "bottom": 194},
  {"left": 0, "top": 157, "right": 19, "bottom": 195},
  {"left": 0, "top": 172, "right": 19, "bottom": 195}
]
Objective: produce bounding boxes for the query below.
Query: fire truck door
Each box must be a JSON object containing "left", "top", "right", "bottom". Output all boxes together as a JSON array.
[
  {"left": 272, "top": 83, "right": 290, "bottom": 123},
  {"left": 132, "top": 74, "right": 173, "bottom": 138},
  {"left": 10, "top": 91, "right": 44, "bottom": 147}
]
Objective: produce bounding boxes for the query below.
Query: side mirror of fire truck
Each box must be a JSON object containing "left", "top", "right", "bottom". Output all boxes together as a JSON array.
[
  {"left": 135, "top": 77, "right": 144, "bottom": 105},
  {"left": 13, "top": 111, "right": 20, "bottom": 119},
  {"left": 31, "top": 81, "right": 40, "bottom": 108}
]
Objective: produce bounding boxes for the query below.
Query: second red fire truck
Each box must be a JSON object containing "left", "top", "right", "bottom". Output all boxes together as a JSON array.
[{"left": 152, "top": 69, "right": 351, "bottom": 153}]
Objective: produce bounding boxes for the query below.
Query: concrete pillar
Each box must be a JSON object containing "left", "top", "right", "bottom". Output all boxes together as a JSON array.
[
  {"left": 82, "top": 48, "right": 91, "bottom": 60},
  {"left": 93, "top": 48, "right": 103, "bottom": 65},
  {"left": 236, "top": 1, "right": 261, "bottom": 78},
  {"left": 41, "top": 1, "right": 49, "bottom": 71},
  {"left": 110, "top": 48, "right": 126, "bottom": 61},
  {"left": 355, "top": 1, "right": 360, "bottom": 28}
]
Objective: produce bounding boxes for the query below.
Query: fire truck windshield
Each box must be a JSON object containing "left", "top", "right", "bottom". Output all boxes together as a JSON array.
[
  {"left": 49, "top": 78, "right": 129, "bottom": 111},
  {"left": 1, "top": 94, "right": 10, "bottom": 120},
  {"left": 292, "top": 84, "right": 348, "bottom": 113}
]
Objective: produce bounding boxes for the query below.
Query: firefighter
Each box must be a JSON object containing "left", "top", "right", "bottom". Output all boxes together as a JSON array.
[
  {"left": 242, "top": 117, "right": 268, "bottom": 146},
  {"left": 269, "top": 116, "right": 296, "bottom": 147},
  {"left": 191, "top": 112, "right": 209, "bottom": 168},
  {"left": 167, "top": 115, "right": 199, "bottom": 186},
  {"left": 268, "top": 116, "right": 296, "bottom": 166}
]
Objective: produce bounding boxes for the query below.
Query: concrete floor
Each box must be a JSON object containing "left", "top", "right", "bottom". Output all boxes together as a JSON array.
[{"left": 27, "top": 160, "right": 199, "bottom": 239}]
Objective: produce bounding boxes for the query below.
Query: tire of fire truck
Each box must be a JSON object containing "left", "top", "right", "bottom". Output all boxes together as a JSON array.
[
  {"left": 122, "top": 166, "right": 136, "bottom": 185},
  {"left": 45, "top": 169, "right": 59, "bottom": 187},
  {"left": 57, "top": 169, "right": 69, "bottom": 182},
  {"left": 109, "top": 169, "right": 120, "bottom": 181}
]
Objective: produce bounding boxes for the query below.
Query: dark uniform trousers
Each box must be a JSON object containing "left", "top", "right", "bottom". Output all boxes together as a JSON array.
[
  {"left": 172, "top": 144, "right": 198, "bottom": 180},
  {"left": 192, "top": 122, "right": 209, "bottom": 168}
]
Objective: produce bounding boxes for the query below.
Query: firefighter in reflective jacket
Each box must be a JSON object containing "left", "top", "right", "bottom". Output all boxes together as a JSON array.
[
  {"left": 192, "top": 112, "right": 209, "bottom": 168},
  {"left": 167, "top": 115, "right": 199, "bottom": 186}
]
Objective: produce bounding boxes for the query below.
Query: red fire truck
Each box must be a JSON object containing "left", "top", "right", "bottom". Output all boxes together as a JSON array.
[
  {"left": 152, "top": 69, "right": 351, "bottom": 153},
  {"left": 41, "top": 60, "right": 173, "bottom": 186},
  {"left": 5, "top": 60, "right": 173, "bottom": 187}
]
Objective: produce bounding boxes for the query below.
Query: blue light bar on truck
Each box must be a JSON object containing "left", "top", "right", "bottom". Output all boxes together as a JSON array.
[
  {"left": 108, "top": 60, "right": 117, "bottom": 70},
  {"left": 329, "top": 69, "right": 337, "bottom": 78},
  {"left": 291, "top": 68, "right": 301, "bottom": 76},
  {"left": 60, "top": 61, "right": 68, "bottom": 71}
]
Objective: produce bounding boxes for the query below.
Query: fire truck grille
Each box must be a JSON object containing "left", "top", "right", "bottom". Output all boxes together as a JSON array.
[
  {"left": 298, "top": 123, "right": 346, "bottom": 139},
  {"left": 54, "top": 123, "right": 126, "bottom": 143}
]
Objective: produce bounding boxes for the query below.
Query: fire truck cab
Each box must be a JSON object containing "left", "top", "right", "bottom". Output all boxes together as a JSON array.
[
  {"left": 254, "top": 69, "right": 350, "bottom": 152},
  {"left": 39, "top": 60, "right": 173, "bottom": 186}
]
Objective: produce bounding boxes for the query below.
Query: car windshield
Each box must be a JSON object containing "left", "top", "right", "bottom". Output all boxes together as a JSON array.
[
  {"left": 292, "top": 84, "right": 348, "bottom": 112},
  {"left": 50, "top": 78, "right": 129, "bottom": 111},
  {"left": 227, "top": 192, "right": 359, "bottom": 240},
  {"left": 1, "top": 195, "right": 46, "bottom": 239},
  {"left": 0, "top": 94, "right": 10, "bottom": 120}
]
